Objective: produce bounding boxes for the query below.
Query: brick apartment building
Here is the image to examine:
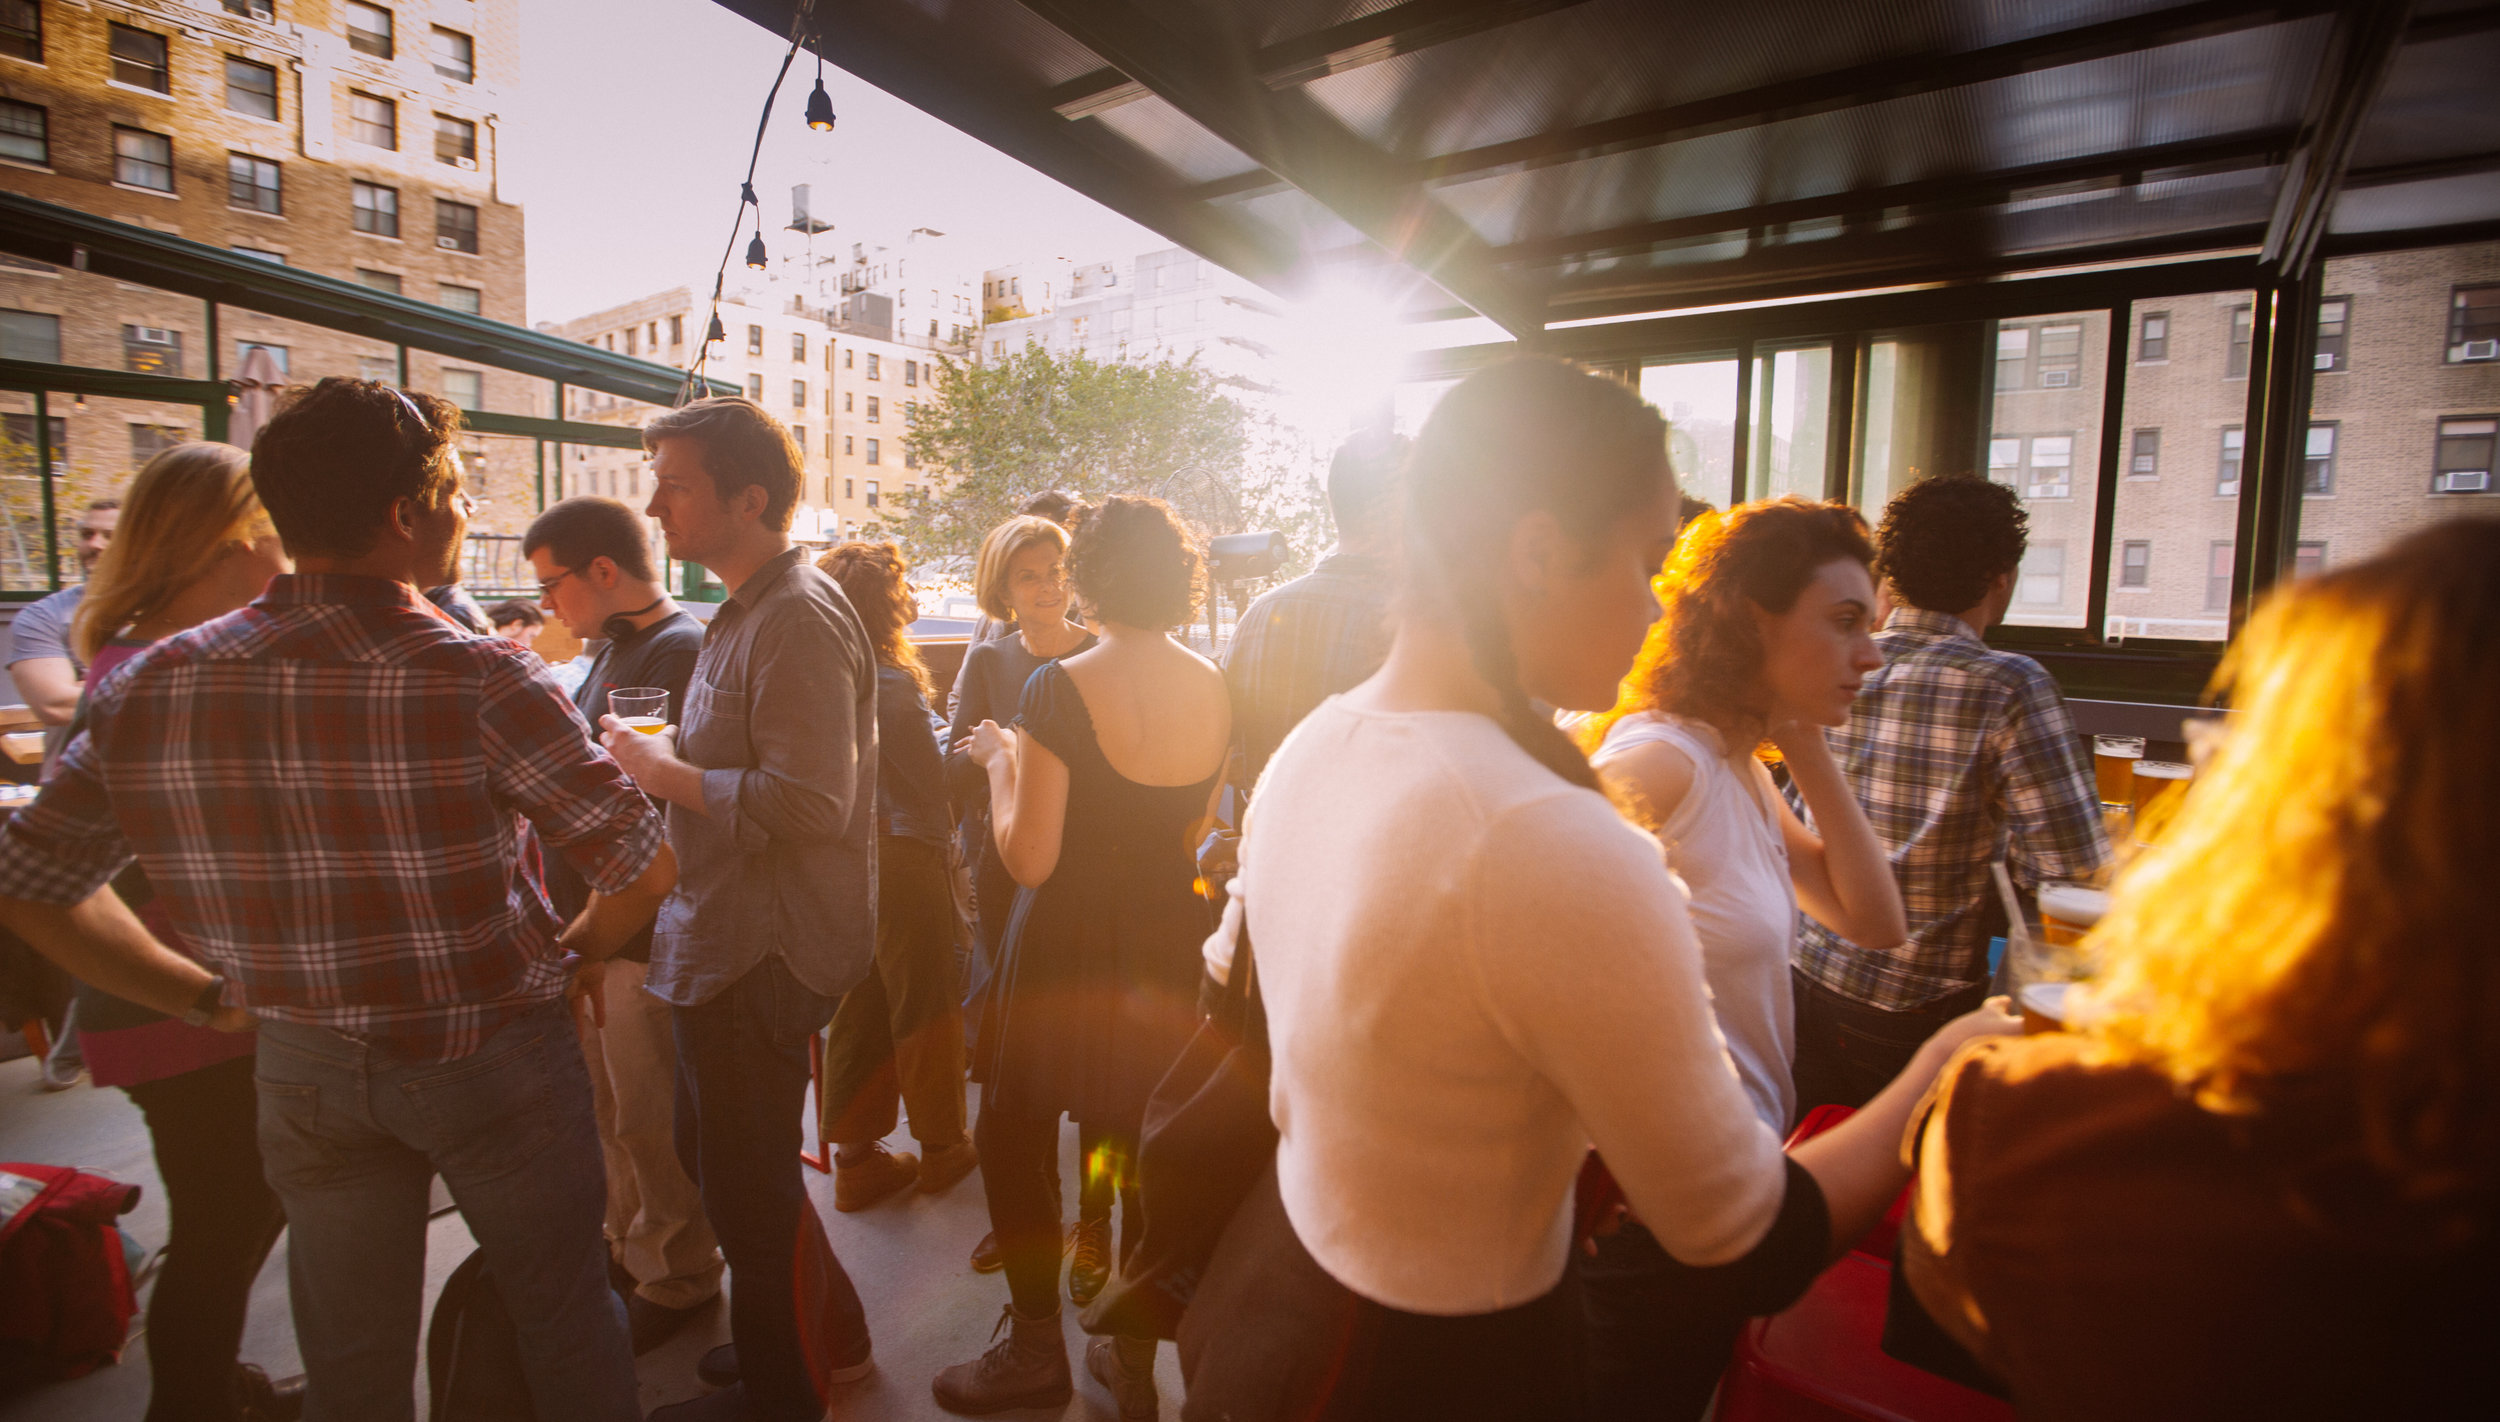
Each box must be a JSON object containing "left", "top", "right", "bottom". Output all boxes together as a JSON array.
[{"left": 0, "top": 0, "right": 532, "bottom": 579}]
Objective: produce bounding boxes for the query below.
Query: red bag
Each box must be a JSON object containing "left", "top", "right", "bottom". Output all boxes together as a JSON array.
[{"left": 0, "top": 1162, "right": 142, "bottom": 1382}]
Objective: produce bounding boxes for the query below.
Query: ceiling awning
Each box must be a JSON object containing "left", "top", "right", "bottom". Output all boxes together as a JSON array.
[{"left": 713, "top": 0, "right": 2500, "bottom": 333}]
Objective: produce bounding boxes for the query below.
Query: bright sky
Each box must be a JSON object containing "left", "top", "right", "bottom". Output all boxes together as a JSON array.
[{"left": 509, "top": 0, "right": 1168, "bottom": 328}]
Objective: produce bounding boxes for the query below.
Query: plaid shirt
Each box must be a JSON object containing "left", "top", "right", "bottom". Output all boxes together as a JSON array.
[
  {"left": 1791, "top": 608, "right": 2108, "bottom": 1010},
  {"left": 0, "top": 575, "right": 664, "bottom": 1063},
  {"left": 1223, "top": 552, "right": 1394, "bottom": 785}
]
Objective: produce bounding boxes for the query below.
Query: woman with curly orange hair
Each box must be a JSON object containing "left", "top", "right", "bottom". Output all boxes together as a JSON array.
[
  {"left": 1901, "top": 518, "right": 2500, "bottom": 1418},
  {"left": 1578, "top": 495, "right": 1908, "bottom": 1419}
]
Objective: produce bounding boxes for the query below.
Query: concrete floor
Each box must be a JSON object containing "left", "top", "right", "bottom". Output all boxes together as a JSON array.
[{"left": 0, "top": 1053, "right": 1183, "bottom": 1420}]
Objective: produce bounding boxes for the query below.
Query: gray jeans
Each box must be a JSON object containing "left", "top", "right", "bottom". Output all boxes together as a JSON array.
[{"left": 254, "top": 998, "right": 636, "bottom": 1422}]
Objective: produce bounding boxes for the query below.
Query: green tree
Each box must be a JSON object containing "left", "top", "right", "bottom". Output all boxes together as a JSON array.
[{"left": 890, "top": 344, "right": 1329, "bottom": 580}]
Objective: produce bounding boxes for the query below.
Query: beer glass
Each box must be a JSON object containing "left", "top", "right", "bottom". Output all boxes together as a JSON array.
[
  {"left": 2132, "top": 760, "right": 2194, "bottom": 845},
  {"left": 610, "top": 688, "right": 670, "bottom": 735},
  {"left": 2092, "top": 735, "right": 2144, "bottom": 810}
]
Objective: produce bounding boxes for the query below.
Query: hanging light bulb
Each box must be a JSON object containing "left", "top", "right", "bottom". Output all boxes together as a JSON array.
[
  {"left": 705, "top": 313, "right": 727, "bottom": 345},
  {"left": 805, "top": 77, "right": 837, "bottom": 132},
  {"left": 745, "top": 232, "right": 768, "bottom": 270}
]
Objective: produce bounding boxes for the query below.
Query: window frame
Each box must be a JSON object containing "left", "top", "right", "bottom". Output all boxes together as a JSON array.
[
  {"left": 434, "top": 112, "right": 477, "bottom": 167},
  {"left": 112, "top": 125, "right": 175, "bottom": 192},
  {"left": 345, "top": 2, "right": 395, "bottom": 60},
  {"left": 2313, "top": 295, "right": 2350, "bottom": 373},
  {"left": 2432, "top": 415, "right": 2498, "bottom": 495},
  {"left": 109, "top": 23, "right": 171, "bottom": 94},
  {"left": 746, "top": 324, "right": 763, "bottom": 356},
  {"left": 2301, "top": 420, "right": 2338, "bottom": 498},
  {"left": 434, "top": 199, "right": 479, "bottom": 254},
  {"left": 0, "top": 0, "right": 41, "bottom": 64},
  {"left": 2127, "top": 426, "right": 2160, "bottom": 479},
  {"left": 2204, "top": 541, "right": 2235, "bottom": 614},
  {"left": 436, "top": 283, "right": 481, "bottom": 315},
  {"left": 430, "top": 25, "right": 474, "bottom": 83},
  {"left": 0, "top": 97, "right": 46, "bottom": 166},
  {"left": 2217, "top": 425, "right": 2244, "bottom": 499},
  {"left": 226, "top": 152, "right": 282, "bottom": 214},
  {"left": 866, "top": 439, "right": 880, "bottom": 466},
  {"left": 2119, "top": 539, "right": 2151, "bottom": 589},
  {"left": 350, "top": 180, "right": 400, "bottom": 238},
  {"left": 2447, "top": 285, "right": 2500, "bottom": 363},
  {"left": 2135, "top": 309, "right": 2168, "bottom": 362},
  {"left": 356, "top": 268, "right": 402, "bottom": 295},
  {"left": 348, "top": 90, "right": 398, "bottom": 151},
  {"left": 2225, "top": 303, "right": 2253, "bottom": 379},
  {"left": 224, "top": 55, "right": 280, "bottom": 121}
]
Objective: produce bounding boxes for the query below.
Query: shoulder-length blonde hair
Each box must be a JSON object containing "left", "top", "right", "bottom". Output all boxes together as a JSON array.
[
  {"left": 2084, "top": 517, "right": 2500, "bottom": 1212},
  {"left": 73, "top": 442, "right": 268, "bottom": 663},
  {"left": 973, "top": 514, "right": 1071, "bottom": 622}
]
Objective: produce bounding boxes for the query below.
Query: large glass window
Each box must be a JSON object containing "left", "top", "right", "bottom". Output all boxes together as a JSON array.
[
  {"left": 1640, "top": 355, "right": 1738, "bottom": 508},
  {"left": 225, "top": 56, "right": 278, "bottom": 119},
  {"left": 1987, "top": 311, "right": 2105, "bottom": 629},
  {"left": 109, "top": 24, "right": 169, "bottom": 92},
  {"left": 1748, "top": 343, "right": 1833, "bottom": 501},
  {"left": 2106, "top": 292, "right": 2255, "bottom": 642}
]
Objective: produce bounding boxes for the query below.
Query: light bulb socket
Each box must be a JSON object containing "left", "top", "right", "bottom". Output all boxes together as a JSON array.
[
  {"left": 705, "top": 314, "right": 727, "bottom": 344},
  {"left": 805, "top": 79, "right": 837, "bottom": 132},
  {"left": 744, "top": 233, "right": 768, "bottom": 270}
]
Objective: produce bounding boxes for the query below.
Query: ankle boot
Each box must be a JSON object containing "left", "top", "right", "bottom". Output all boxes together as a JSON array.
[
  {"left": 1085, "top": 1334, "right": 1159, "bottom": 1420},
  {"left": 931, "top": 1303, "right": 1072, "bottom": 1415}
]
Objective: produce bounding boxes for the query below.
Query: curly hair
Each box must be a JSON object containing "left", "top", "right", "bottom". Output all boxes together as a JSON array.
[
  {"left": 1875, "top": 474, "right": 2028, "bottom": 614},
  {"left": 816, "top": 541, "right": 933, "bottom": 701},
  {"left": 250, "top": 378, "right": 460, "bottom": 559},
  {"left": 1066, "top": 495, "right": 1204, "bottom": 631},
  {"left": 1585, "top": 497, "right": 1875, "bottom": 753}
]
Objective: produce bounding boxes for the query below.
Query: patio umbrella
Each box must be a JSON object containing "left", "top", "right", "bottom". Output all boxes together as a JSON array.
[{"left": 224, "top": 345, "right": 284, "bottom": 453}]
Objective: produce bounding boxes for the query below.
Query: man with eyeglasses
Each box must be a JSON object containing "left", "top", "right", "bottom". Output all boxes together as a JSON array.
[{"left": 523, "top": 494, "right": 722, "bottom": 1356}]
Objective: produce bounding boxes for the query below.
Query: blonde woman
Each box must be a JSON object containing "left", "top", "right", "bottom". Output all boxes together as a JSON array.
[
  {"left": 62, "top": 442, "right": 296, "bottom": 1422},
  {"left": 1903, "top": 518, "right": 2500, "bottom": 1419}
]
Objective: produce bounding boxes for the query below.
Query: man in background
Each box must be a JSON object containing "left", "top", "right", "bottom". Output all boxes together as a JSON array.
[
  {"left": 487, "top": 599, "right": 544, "bottom": 651},
  {"left": 525, "top": 495, "right": 723, "bottom": 1356},
  {"left": 1788, "top": 474, "right": 2107, "bottom": 1111}
]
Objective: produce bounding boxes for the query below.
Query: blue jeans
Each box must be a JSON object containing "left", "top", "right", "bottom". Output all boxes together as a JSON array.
[
  {"left": 254, "top": 998, "right": 637, "bottom": 1422},
  {"left": 674, "top": 954, "right": 868, "bottom": 1421}
]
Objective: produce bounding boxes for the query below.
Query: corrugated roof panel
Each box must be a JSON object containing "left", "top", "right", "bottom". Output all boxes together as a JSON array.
[{"left": 1084, "top": 94, "right": 1271, "bottom": 186}]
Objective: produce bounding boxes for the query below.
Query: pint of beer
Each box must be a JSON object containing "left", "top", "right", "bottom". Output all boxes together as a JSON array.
[
  {"left": 2037, "top": 882, "right": 2109, "bottom": 948},
  {"left": 2018, "top": 981, "right": 2071, "bottom": 1035},
  {"left": 2093, "top": 735, "right": 2144, "bottom": 809},
  {"left": 611, "top": 688, "right": 670, "bottom": 735},
  {"left": 2132, "top": 760, "right": 2194, "bottom": 845}
]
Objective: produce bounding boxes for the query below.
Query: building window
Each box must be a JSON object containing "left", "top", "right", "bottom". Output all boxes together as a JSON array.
[
  {"left": 223, "top": 1, "right": 274, "bottom": 19},
  {"left": 0, "top": 309, "right": 56, "bottom": 362},
  {"left": 431, "top": 26, "right": 473, "bottom": 82},
  {"left": 746, "top": 324, "right": 763, "bottom": 356},
  {"left": 130, "top": 423, "right": 187, "bottom": 467},
  {"left": 2119, "top": 540, "right": 2150, "bottom": 589},
  {"left": 0, "top": 1, "right": 40, "bottom": 63},
  {"left": 1987, "top": 437, "right": 2019, "bottom": 485},
  {"left": 867, "top": 353, "right": 880, "bottom": 379},
  {"left": 357, "top": 268, "right": 401, "bottom": 295},
  {"left": 435, "top": 114, "right": 476, "bottom": 167},
  {"left": 903, "top": 400, "right": 917, "bottom": 426},
  {"left": 231, "top": 245, "right": 283, "bottom": 264},
  {"left": 2206, "top": 541, "right": 2234, "bottom": 612},
  {"left": 844, "top": 436, "right": 853, "bottom": 456},
  {"left": 2294, "top": 541, "right": 2327, "bottom": 579},
  {"left": 2016, "top": 542, "right": 2065, "bottom": 606},
  {"left": 345, "top": 3, "right": 394, "bottom": 59},
  {"left": 352, "top": 181, "right": 399, "bottom": 237},
  {"left": 864, "top": 478, "right": 882, "bottom": 509},
  {"left": 904, "top": 443, "right": 920, "bottom": 469},
  {"left": 0, "top": 99, "right": 45, "bottom": 165},
  {"left": 0, "top": 414, "right": 65, "bottom": 474},
  {"left": 110, "top": 24, "right": 170, "bottom": 92},
  {"left": 437, "top": 283, "right": 481, "bottom": 315},
  {"left": 2303, "top": 422, "right": 2337, "bottom": 496},
  {"left": 744, "top": 374, "right": 762, "bottom": 401},
  {"left": 866, "top": 439, "right": 880, "bottom": 466},
  {"left": 2129, "top": 427, "right": 2160, "bottom": 478},
  {"left": 623, "top": 326, "right": 637, "bottom": 356},
  {"left": 441, "top": 368, "right": 481, "bottom": 409},
  {"left": 791, "top": 332, "right": 806, "bottom": 362},
  {"left": 2433, "top": 416, "right": 2496, "bottom": 494},
  {"left": 2217, "top": 426, "right": 2244, "bottom": 498},
  {"left": 2026, "top": 437, "right": 2073, "bottom": 499},
  {"left": 791, "top": 380, "right": 806, "bottom": 410},
  {"left": 843, "top": 476, "right": 853, "bottom": 498},
  {"left": 792, "top": 424, "right": 807, "bottom": 456},
  {"left": 845, "top": 348, "right": 855, "bottom": 369},
  {"left": 2314, "top": 296, "right": 2350, "bottom": 372},
  {"left": 844, "top": 391, "right": 853, "bottom": 412},
  {"left": 1993, "top": 323, "right": 2082, "bottom": 390},
  {"left": 2136, "top": 310, "right": 2168, "bottom": 362},
  {"left": 113, "top": 127, "right": 174, "bottom": 191},
  {"left": 224, "top": 56, "right": 279, "bottom": 119},
  {"left": 122, "top": 324, "right": 182, "bottom": 375},
  {"left": 435, "top": 200, "right": 478, "bottom": 253},
  {"left": 349, "top": 92, "right": 397, "bottom": 150},
  {"left": 866, "top": 396, "right": 879, "bottom": 423},
  {"left": 904, "top": 360, "right": 918, "bottom": 387},
  {"left": 669, "top": 315, "right": 684, "bottom": 345},
  {"left": 2226, "top": 304, "right": 2252, "bottom": 379},
  {"left": 2448, "top": 286, "right": 2500, "bottom": 363},
  {"left": 227, "top": 153, "right": 281, "bottom": 213}
]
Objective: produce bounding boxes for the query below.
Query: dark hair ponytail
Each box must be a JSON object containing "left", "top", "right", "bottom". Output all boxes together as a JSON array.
[{"left": 1404, "top": 357, "right": 1670, "bottom": 791}]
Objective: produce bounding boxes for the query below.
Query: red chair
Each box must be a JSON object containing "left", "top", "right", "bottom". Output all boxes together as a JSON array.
[{"left": 1713, "top": 1107, "right": 2013, "bottom": 1422}]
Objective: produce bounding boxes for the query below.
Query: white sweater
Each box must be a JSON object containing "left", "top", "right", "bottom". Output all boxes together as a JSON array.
[{"left": 1242, "top": 700, "right": 1789, "bottom": 1316}]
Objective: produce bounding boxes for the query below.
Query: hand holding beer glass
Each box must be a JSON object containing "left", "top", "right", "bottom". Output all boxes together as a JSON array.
[{"left": 609, "top": 688, "right": 670, "bottom": 737}]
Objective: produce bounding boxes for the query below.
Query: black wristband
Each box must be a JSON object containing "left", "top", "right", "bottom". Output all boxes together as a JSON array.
[{"left": 180, "top": 973, "right": 227, "bottom": 1028}]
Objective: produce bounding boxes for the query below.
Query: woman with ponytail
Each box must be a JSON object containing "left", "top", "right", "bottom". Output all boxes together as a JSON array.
[
  {"left": 63, "top": 442, "right": 298, "bottom": 1421},
  {"left": 1185, "top": 359, "right": 2016, "bottom": 1419}
]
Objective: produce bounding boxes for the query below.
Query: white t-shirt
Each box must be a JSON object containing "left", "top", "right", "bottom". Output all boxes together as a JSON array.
[
  {"left": 1242, "top": 699, "right": 1788, "bottom": 1316},
  {"left": 1596, "top": 712, "right": 1799, "bottom": 1130}
]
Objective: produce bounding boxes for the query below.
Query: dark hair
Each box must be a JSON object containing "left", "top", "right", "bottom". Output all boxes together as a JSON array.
[
  {"left": 1406, "top": 357, "right": 1670, "bottom": 791},
  {"left": 83, "top": 498, "right": 120, "bottom": 514},
  {"left": 1066, "top": 495, "right": 1203, "bottom": 631},
  {"left": 250, "top": 378, "right": 461, "bottom": 559},
  {"left": 1600, "top": 498, "right": 1875, "bottom": 748},
  {"left": 1018, "top": 489, "right": 1084, "bottom": 527},
  {"left": 523, "top": 496, "right": 658, "bottom": 583},
  {"left": 815, "top": 541, "right": 932, "bottom": 701},
  {"left": 1877, "top": 475, "right": 2028, "bottom": 613},
  {"left": 640, "top": 397, "right": 801, "bottom": 532},
  {"left": 1327, "top": 433, "right": 1405, "bottom": 545},
  {"left": 486, "top": 599, "right": 543, "bottom": 630}
]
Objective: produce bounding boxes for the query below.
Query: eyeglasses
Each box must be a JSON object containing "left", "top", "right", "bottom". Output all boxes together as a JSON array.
[{"left": 536, "top": 566, "right": 579, "bottom": 596}]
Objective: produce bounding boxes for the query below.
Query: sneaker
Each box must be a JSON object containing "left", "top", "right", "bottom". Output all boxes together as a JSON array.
[
  {"left": 1085, "top": 1336, "right": 1159, "bottom": 1421},
  {"left": 626, "top": 1292, "right": 711, "bottom": 1355},
  {"left": 917, "top": 1138, "right": 979, "bottom": 1195},
  {"left": 833, "top": 1143, "right": 920, "bottom": 1213},
  {"left": 931, "top": 1305, "right": 1070, "bottom": 1415},
  {"left": 1067, "top": 1218, "right": 1112, "bottom": 1306}
]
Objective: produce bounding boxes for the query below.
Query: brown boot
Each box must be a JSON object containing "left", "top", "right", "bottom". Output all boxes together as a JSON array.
[
  {"left": 1085, "top": 1335, "right": 1158, "bottom": 1420},
  {"left": 917, "top": 1138, "right": 979, "bottom": 1195},
  {"left": 932, "top": 1304, "right": 1071, "bottom": 1415},
  {"left": 833, "top": 1142, "right": 919, "bottom": 1212}
]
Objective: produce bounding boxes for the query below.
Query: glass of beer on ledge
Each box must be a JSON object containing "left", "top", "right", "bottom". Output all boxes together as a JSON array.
[
  {"left": 2093, "top": 735, "right": 2144, "bottom": 810},
  {"left": 2132, "top": 759, "right": 2194, "bottom": 846},
  {"left": 611, "top": 688, "right": 670, "bottom": 736}
]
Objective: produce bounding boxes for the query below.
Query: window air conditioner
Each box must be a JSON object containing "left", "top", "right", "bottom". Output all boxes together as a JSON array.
[
  {"left": 132, "top": 326, "right": 173, "bottom": 343},
  {"left": 2464, "top": 339, "right": 2500, "bottom": 361},
  {"left": 437, "top": 236, "right": 461, "bottom": 250},
  {"left": 454, "top": 157, "right": 477, "bottom": 171},
  {"left": 2217, "top": 479, "right": 2240, "bottom": 498},
  {"left": 2437, "top": 469, "right": 2491, "bottom": 493},
  {"left": 2041, "top": 369, "right": 2075, "bottom": 388}
]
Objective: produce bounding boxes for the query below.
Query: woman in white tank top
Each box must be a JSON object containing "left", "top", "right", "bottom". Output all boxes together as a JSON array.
[{"left": 1581, "top": 497, "right": 1909, "bottom": 1420}]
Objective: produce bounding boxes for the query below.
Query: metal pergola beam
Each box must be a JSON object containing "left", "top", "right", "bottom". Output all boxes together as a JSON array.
[
  {"left": 1017, "top": 0, "right": 1549, "bottom": 336},
  {"left": 0, "top": 194, "right": 730, "bottom": 407},
  {"left": 2260, "top": 0, "right": 2417, "bottom": 276},
  {"left": 1045, "top": 0, "right": 1594, "bottom": 120}
]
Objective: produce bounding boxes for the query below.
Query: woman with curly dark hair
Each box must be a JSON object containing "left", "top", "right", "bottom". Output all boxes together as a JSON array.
[
  {"left": 1575, "top": 496, "right": 1906, "bottom": 1419},
  {"left": 937, "top": 495, "right": 1229, "bottom": 1417},
  {"left": 812, "top": 542, "right": 977, "bottom": 1213}
]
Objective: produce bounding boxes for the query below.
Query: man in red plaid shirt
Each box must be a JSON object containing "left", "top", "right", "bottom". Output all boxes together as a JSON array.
[{"left": 0, "top": 380, "right": 675, "bottom": 1421}]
